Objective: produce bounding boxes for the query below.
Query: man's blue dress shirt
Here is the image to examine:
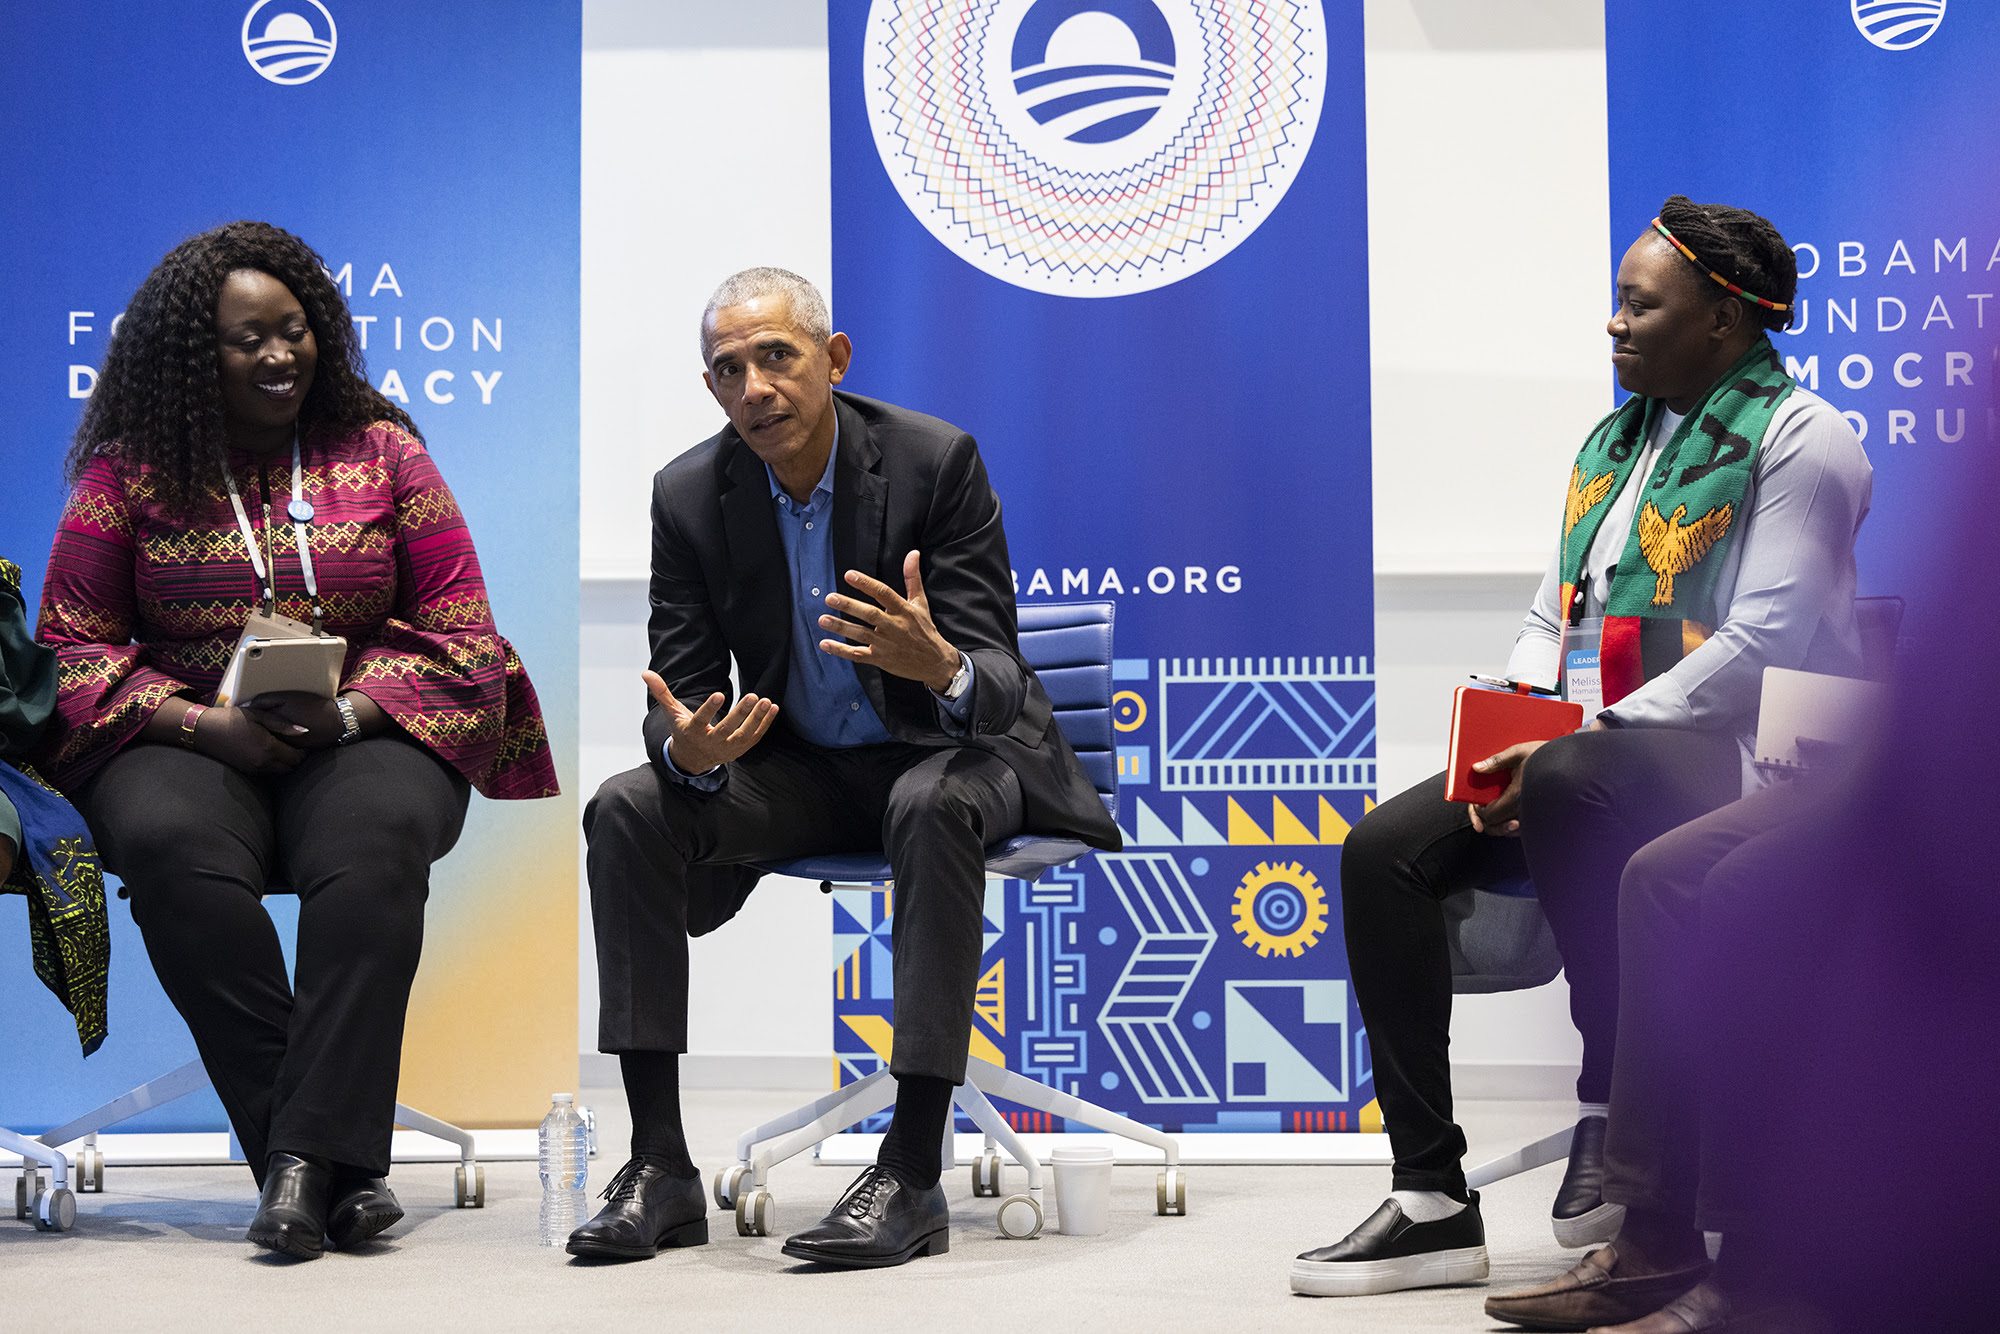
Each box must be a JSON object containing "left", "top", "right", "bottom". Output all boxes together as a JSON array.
[{"left": 664, "top": 417, "right": 974, "bottom": 787}]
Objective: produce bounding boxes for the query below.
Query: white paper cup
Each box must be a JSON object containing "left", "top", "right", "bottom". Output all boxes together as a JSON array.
[{"left": 1050, "top": 1143, "right": 1115, "bottom": 1236}]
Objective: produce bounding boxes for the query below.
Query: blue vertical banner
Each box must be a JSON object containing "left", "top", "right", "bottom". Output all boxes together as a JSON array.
[
  {"left": 1606, "top": 1, "right": 1999, "bottom": 610},
  {"left": 0, "top": 1, "right": 579, "bottom": 1131},
  {"left": 829, "top": 2, "right": 1378, "bottom": 1133}
]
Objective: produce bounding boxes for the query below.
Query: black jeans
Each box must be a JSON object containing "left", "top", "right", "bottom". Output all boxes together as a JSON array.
[
  {"left": 1341, "top": 727, "right": 1741, "bottom": 1192},
  {"left": 585, "top": 733, "right": 1022, "bottom": 1084},
  {"left": 80, "top": 739, "right": 469, "bottom": 1182},
  {"left": 1603, "top": 779, "right": 1820, "bottom": 1233}
]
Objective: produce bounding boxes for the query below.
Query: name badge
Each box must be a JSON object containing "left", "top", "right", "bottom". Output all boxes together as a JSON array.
[{"left": 1562, "top": 616, "right": 1603, "bottom": 723}]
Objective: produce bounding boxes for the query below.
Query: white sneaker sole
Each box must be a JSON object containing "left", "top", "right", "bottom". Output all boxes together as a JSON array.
[
  {"left": 1552, "top": 1200, "right": 1625, "bottom": 1248},
  {"left": 1290, "top": 1245, "right": 1489, "bottom": 1296}
]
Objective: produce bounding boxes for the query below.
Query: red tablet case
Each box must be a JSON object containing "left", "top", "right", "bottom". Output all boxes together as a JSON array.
[{"left": 1444, "top": 686, "right": 1585, "bottom": 804}]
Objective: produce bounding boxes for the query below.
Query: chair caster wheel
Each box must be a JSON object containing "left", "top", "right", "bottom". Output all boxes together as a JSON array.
[
  {"left": 996, "top": 1193, "right": 1042, "bottom": 1240},
  {"left": 15, "top": 1172, "right": 33, "bottom": 1220},
  {"left": 715, "top": 1164, "right": 749, "bottom": 1210},
  {"left": 736, "top": 1189, "right": 776, "bottom": 1237},
  {"left": 75, "top": 1145, "right": 104, "bottom": 1193},
  {"left": 1156, "top": 1167, "right": 1187, "bottom": 1216},
  {"left": 454, "top": 1163, "right": 485, "bottom": 1208},
  {"left": 33, "top": 1188, "right": 76, "bottom": 1232},
  {"left": 971, "top": 1151, "right": 1003, "bottom": 1198}
]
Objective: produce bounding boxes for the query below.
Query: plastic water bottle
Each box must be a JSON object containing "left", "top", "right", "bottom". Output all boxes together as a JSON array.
[{"left": 538, "top": 1093, "right": 589, "bottom": 1245}]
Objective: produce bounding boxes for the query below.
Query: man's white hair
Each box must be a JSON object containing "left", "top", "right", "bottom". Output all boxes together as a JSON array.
[{"left": 699, "top": 267, "right": 831, "bottom": 363}]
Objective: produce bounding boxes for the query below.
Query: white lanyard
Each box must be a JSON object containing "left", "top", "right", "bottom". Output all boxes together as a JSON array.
[{"left": 222, "top": 432, "right": 323, "bottom": 632}]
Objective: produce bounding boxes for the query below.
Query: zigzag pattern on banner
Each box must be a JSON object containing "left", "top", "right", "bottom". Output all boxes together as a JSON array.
[
  {"left": 1096, "top": 852, "right": 1218, "bottom": 1104},
  {"left": 1158, "top": 655, "right": 1377, "bottom": 791},
  {"left": 1124, "top": 793, "right": 1377, "bottom": 846}
]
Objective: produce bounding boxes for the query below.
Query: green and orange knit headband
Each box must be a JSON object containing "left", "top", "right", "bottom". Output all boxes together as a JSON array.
[{"left": 1652, "top": 217, "right": 1791, "bottom": 313}]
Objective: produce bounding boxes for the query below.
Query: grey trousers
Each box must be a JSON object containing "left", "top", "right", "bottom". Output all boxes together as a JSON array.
[{"left": 584, "top": 733, "right": 1022, "bottom": 1083}]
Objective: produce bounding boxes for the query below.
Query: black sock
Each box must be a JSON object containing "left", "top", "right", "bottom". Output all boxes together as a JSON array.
[
  {"left": 621, "top": 1051, "right": 697, "bottom": 1179},
  {"left": 876, "top": 1074, "right": 955, "bottom": 1190}
]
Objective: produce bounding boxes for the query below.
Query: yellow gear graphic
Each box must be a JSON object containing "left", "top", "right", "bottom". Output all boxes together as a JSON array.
[{"left": 1231, "top": 861, "right": 1329, "bottom": 959}]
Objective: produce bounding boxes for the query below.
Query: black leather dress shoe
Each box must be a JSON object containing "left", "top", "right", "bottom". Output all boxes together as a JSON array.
[
  {"left": 1554, "top": 1116, "right": 1626, "bottom": 1248},
  {"left": 1291, "top": 1192, "right": 1489, "bottom": 1296},
  {"left": 565, "top": 1158, "right": 709, "bottom": 1260},
  {"left": 326, "top": 1170, "right": 404, "bottom": 1250},
  {"left": 781, "top": 1165, "right": 949, "bottom": 1269},
  {"left": 246, "top": 1152, "right": 334, "bottom": 1259}
]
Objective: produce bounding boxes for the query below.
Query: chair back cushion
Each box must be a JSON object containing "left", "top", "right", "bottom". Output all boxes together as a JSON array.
[
  {"left": 1016, "top": 601, "right": 1117, "bottom": 812},
  {"left": 1446, "top": 887, "right": 1564, "bottom": 994}
]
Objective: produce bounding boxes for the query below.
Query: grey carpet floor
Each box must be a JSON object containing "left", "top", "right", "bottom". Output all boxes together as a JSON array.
[{"left": 3, "top": 1089, "right": 1584, "bottom": 1332}]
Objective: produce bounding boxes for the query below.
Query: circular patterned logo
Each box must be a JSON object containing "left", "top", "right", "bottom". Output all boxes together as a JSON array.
[
  {"left": 242, "top": 1, "right": 338, "bottom": 86},
  {"left": 864, "top": 0, "right": 1327, "bottom": 297},
  {"left": 1851, "top": 0, "right": 1945, "bottom": 51}
]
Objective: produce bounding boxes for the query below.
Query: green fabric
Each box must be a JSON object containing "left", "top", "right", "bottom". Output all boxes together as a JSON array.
[
  {"left": 0, "top": 557, "right": 58, "bottom": 761},
  {"left": 0, "top": 556, "right": 110, "bottom": 1055},
  {"left": 1559, "top": 339, "right": 1794, "bottom": 618}
]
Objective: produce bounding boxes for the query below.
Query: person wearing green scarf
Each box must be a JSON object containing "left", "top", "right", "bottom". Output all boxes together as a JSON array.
[
  {"left": 1293, "top": 198, "right": 1873, "bottom": 1305},
  {"left": 0, "top": 555, "right": 109, "bottom": 1056}
]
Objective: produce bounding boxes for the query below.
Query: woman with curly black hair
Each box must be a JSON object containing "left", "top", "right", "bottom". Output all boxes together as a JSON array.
[{"left": 36, "top": 220, "right": 558, "bottom": 1259}]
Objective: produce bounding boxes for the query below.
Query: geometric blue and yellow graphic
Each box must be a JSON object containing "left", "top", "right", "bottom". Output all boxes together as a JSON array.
[{"left": 832, "top": 655, "right": 1380, "bottom": 1134}]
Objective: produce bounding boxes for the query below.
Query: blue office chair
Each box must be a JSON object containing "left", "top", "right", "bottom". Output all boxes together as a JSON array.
[{"left": 712, "top": 601, "right": 1187, "bottom": 1241}]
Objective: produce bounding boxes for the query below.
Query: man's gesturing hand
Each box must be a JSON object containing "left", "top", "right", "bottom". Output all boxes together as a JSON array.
[
  {"left": 643, "top": 670, "right": 778, "bottom": 775},
  {"left": 818, "top": 550, "right": 960, "bottom": 691}
]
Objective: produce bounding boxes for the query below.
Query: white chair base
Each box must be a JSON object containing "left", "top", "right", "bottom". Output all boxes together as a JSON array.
[
  {"left": 17, "top": 1058, "right": 486, "bottom": 1209},
  {"left": 4, "top": 1127, "right": 74, "bottom": 1231},
  {"left": 1464, "top": 1119, "right": 1577, "bottom": 1190},
  {"left": 710, "top": 1054, "right": 1189, "bottom": 1240}
]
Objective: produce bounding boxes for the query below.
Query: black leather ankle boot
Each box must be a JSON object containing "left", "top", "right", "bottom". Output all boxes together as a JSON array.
[{"left": 246, "top": 1152, "right": 334, "bottom": 1259}]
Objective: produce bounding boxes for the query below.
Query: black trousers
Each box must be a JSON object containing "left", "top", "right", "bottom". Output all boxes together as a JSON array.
[
  {"left": 80, "top": 739, "right": 469, "bottom": 1181},
  {"left": 1603, "top": 778, "right": 1820, "bottom": 1233},
  {"left": 1341, "top": 728, "right": 1741, "bottom": 1192},
  {"left": 585, "top": 733, "right": 1022, "bottom": 1084}
]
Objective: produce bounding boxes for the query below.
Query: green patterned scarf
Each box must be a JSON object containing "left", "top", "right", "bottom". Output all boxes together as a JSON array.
[
  {"left": 1557, "top": 339, "right": 1793, "bottom": 705},
  {"left": 1, "top": 556, "right": 109, "bottom": 1055}
]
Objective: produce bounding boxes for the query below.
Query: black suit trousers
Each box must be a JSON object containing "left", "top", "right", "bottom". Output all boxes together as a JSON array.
[
  {"left": 585, "top": 732, "right": 1023, "bottom": 1084},
  {"left": 79, "top": 739, "right": 469, "bottom": 1182},
  {"left": 1341, "top": 728, "right": 1741, "bottom": 1193}
]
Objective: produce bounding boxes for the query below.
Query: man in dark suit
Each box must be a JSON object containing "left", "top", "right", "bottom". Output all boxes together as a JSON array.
[{"left": 569, "top": 268, "right": 1120, "bottom": 1267}]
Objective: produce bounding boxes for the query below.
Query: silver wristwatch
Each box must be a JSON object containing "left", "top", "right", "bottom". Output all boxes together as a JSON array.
[
  {"left": 333, "top": 693, "right": 362, "bottom": 745},
  {"left": 940, "top": 655, "right": 973, "bottom": 702}
]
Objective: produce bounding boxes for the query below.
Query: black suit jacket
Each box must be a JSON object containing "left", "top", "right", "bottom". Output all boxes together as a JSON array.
[{"left": 641, "top": 392, "right": 1121, "bottom": 927}]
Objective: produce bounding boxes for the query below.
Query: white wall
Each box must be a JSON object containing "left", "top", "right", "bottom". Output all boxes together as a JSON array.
[{"left": 578, "top": 0, "right": 1608, "bottom": 1090}]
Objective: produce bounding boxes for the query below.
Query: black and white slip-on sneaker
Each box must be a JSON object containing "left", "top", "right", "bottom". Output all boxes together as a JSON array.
[
  {"left": 1290, "top": 1193, "right": 1489, "bottom": 1297},
  {"left": 1552, "top": 1116, "right": 1625, "bottom": 1248}
]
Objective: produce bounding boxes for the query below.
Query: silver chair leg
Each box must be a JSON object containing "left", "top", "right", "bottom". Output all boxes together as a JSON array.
[
  {"left": 394, "top": 1102, "right": 483, "bottom": 1208},
  {"left": 950, "top": 1078, "right": 1045, "bottom": 1238},
  {"left": 1465, "top": 1121, "right": 1576, "bottom": 1190},
  {"left": 5, "top": 1127, "right": 74, "bottom": 1231},
  {"left": 713, "top": 1072, "right": 901, "bottom": 1239},
  {"left": 959, "top": 1056, "right": 1188, "bottom": 1216},
  {"left": 36, "top": 1059, "right": 210, "bottom": 1152}
]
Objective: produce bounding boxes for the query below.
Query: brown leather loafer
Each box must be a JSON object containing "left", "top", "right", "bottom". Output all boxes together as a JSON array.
[
  {"left": 1587, "top": 1278, "right": 1730, "bottom": 1333},
  {"left": 1484, "top": 1244, "right": 1710, "bottom": 1331}
]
